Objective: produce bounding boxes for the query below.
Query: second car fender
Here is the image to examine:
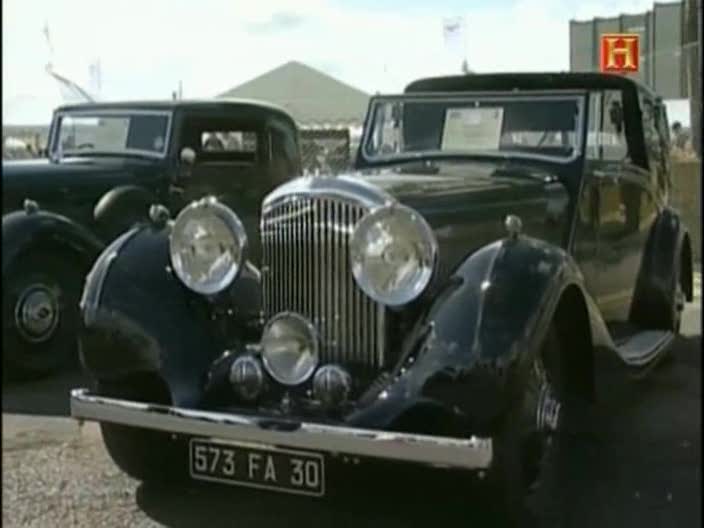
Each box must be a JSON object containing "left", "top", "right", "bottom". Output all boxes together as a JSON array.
[{"left": 2, "top": 208, "right": 104, "bottom": 275}]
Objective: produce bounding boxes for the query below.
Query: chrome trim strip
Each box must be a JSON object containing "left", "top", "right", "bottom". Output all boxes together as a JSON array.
[
  {"left": 263, "top": 175, "right": 395, "bottom": 211},
  {"left": 71, "top": 389, "right": 493, "bottom": 470},
  {"left": 80, "top": 227, "right": 140, "bottom": 326}
]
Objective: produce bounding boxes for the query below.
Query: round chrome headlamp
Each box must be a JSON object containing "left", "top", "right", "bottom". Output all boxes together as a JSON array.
[
  {"left": 313, "top": 365, "right": 352, "bottom": 409},
  {"left": 229, "top": 355, "right": 264, "bottom": 401},
  {"left": 261, "top": 313, "right": 319, "bottom": 386},
  {"left": 350, "top": 204, "right": 437, "bottom": 306},
  {"left": 169, "top": 197, "right": 247, "bottom": 295}
]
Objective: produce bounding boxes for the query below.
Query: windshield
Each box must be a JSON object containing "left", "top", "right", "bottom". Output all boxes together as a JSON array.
[
  {"left": 362, "top": 93, "right": 584, "bottom": 164},
  {"left": 51, "top": 111, "right": 171, "bottom": 158}
]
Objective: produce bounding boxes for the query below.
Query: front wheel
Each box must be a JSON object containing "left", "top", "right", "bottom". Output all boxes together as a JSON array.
[
  {"left": 490, "top": 326, "right": 571, "bottom": 527},
  {"left": 2, "top": 251, "right": 84, "bottom": 379}
]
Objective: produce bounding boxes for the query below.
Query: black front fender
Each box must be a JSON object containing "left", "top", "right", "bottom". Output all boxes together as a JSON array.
[
  {"left": 93, "top": 185, "right": 158, "bottom": 239},
  {"left": 80, "top": 222, "right": 261, "bottom": 408},
  {"left": 2, "top": 208, "right": 104, "bottom": 275},
  {"left": 349, "top": 236, "right": 589, "bottom": 434}
]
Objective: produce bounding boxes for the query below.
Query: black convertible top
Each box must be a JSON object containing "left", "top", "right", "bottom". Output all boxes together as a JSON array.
[
  {"left": 402, "top": 71, "right": 657, "bottom": 171},
  {"left": 405, "top": 72, "right": 657, "bottom": 99}
]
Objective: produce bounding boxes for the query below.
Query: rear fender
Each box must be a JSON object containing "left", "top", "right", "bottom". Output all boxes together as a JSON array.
[{"left": 630, "top": 207, "right": 693, "bottom": 327}]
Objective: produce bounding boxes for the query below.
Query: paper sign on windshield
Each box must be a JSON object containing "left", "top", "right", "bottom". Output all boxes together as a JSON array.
[{"left": 441, "top": 107, "right": 504, "bottom": 151}]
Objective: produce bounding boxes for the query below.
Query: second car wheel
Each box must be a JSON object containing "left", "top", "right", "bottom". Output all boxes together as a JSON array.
[{"left": 2, "top": 250, "right": 84, "bottom": 379}]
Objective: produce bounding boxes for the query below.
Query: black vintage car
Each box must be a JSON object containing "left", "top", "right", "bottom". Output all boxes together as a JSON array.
[
  {"left": 2, "top": 100, "right": 301, "bottom": 377},
  {"left": 71, "top": 73, "right": 692, "bottom": 523}
]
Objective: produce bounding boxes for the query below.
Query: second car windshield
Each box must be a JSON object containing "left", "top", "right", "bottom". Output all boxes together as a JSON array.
[
  {"left": 53, "top": 111, "right": 171, "bottom": 158},
  {"left": 362, "top": 93, "right": 584, "bottom": 164}
]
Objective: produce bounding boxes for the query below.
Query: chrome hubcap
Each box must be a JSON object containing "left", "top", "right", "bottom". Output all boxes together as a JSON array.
[
  {"left": 675, "top": 283, "right": 686, "bottom": 313},
  {"left": 534, "top": 358, "right": 561, "bottom": 433},
  {"left": 14, "top": 285, "right": 60, "bottom": 343}
]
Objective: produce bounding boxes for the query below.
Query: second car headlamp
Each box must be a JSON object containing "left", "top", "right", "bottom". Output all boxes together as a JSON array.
[
  {"left": 169, "top": 197, "right": 247, "bottom": 295},
  {"left": 350, "top": 204, "right": 437, "bottom": 306}
]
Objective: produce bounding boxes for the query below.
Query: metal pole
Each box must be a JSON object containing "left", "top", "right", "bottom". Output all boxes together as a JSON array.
[{"left": 697, "top": 0, "right": 702, "bottom": 157}]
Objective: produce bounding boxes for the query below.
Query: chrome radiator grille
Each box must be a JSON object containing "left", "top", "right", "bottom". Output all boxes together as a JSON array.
[{"left": 261, "top": 196, "right": 385, "bottom": 369}]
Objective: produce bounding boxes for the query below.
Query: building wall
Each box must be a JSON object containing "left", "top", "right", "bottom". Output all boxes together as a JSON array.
[
  {"left": 682, "top": 0, "right": 701, "bottom": 156},
  {"left": 670, "top": 160, "right": 701, "bottom": 261},
  {"left": 569, "top": 1, "right": 685, "bottom": 99}
]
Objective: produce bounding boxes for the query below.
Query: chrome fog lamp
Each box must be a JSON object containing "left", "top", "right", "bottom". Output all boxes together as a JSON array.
[
  {"left": 261, "top": 313, "right": 319, "bottom": 386},
  {"left": 229, "top": 355, "right": 264, "bottom": 401},
  {"left": 313, "top": 365, "right": 352, "bottom": 409},
  {"left": 350, "top": 204, "right": 437, "bottom": 306},
  {"left": 169, "top": 197, "right": 247, "bottom": 295}
]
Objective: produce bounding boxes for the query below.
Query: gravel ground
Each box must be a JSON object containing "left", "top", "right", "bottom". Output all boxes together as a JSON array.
[
  {"left": 2, "top": 420, "right": 156, "bottom": 528},
  {"left": 2, "top": 293, "right": 701, "bottom": 528}
]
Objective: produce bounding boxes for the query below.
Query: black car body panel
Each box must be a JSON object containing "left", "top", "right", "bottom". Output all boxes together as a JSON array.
[{"left": 2, "top": 208, "right": 105, "bottom": 274}]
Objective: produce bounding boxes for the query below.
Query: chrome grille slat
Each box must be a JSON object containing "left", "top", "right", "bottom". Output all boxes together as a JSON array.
[{"left": 261, "top": 195, "right": 385, "bottom": 369}]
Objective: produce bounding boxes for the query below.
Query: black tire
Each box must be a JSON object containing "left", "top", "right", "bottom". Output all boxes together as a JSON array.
[
  {"left": 2, "top": 250, "right": 84, "bottom": 379},
  {"left": 490, "top": 325, "right": 570, "bottom": 527},
  {"left": 97, "top": 375, "right": 187, "bottom": 483}
]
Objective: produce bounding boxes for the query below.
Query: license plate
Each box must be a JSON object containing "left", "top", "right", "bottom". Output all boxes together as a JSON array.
[{"left": 189, "top": 438, "right": 325, "bottom": 497}]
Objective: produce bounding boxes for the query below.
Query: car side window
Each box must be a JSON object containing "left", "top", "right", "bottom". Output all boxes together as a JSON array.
[
  {"left": 639, "top": 92, "right": 672, "bottom": 195},
  {"left": 585, "top": 90, "right": 629, "bottom": 162},
  {"left": 178, "top": 117, "right": 260, "bottom": 166},
  {"left": 639, "top": 95, "right": 662, "bottom": 166},
  {"left": 266, "top": 127, "right": 301, "bottom": 189},
  {"left": 201, "top": 130, "right": 257, "bottom": 154}
]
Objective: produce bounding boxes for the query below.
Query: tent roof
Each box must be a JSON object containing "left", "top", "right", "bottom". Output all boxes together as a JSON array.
[{"left": 218, "top": 61, "right": 369, "bottom": 127}]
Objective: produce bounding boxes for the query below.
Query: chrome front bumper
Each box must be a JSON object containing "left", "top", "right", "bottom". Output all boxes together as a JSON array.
[{"left": 70, "top": 388, "right": 493, "bottom": 470}]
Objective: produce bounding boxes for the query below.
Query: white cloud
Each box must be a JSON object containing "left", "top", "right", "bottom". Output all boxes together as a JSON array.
[{"left": 2, "top": 0, "right": 662, "bottom": 124}]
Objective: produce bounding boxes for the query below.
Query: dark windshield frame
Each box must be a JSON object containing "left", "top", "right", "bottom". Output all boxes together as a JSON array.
[
  {"left": 358, "top": 90, "right": 587, "bottom": 168},
  {"left": 49, "top": 109, "right": 173, "bottom": 160}
]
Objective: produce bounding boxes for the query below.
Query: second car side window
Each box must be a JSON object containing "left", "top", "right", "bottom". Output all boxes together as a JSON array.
[{"left": 201, "top": 131, "right": 258, "bottom": 153}]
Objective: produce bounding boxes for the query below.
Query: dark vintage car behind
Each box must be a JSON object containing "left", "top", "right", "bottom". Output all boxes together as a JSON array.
[
  {"left": 71, "top": 73, "right": 692, "bottom": 524},
  {"left": 2, "top": 99, "right": 301, "bottom": 378}
]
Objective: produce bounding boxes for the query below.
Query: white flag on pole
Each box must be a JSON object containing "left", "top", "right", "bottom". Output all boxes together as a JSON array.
[
  {"left": 443, "top": 16, "right": 466, "bottom": 69},
  {"left": 88, "top": 59, "right": 102, "bottom": 99}
]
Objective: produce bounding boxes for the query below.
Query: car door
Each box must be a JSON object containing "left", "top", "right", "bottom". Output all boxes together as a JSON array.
[
  {"left": 571, "top": 92, "right": 603, "bottom": 301},
  {"left": 591, "top": 89, "right": 659, "bottom": 323}
]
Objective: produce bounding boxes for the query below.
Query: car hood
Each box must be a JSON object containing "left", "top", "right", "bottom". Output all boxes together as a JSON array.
[
  {"left": 2, "top": 157, "right": 146, "bottom": 182},
  {"left": 355, "top": 161, "right": 571, "bottom": 281},
  {"left": 3, "top": 157, "right": 157, "bottom": 202}
]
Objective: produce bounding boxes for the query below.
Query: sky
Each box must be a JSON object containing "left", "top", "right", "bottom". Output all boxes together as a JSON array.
[{"left": 2, "top": 0, "right": 659, "bottom": 124}]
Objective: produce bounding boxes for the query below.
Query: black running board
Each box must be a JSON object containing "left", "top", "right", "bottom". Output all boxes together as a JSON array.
[{"left": 613, "top": 329, "right": 674, "bottom": 376}]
